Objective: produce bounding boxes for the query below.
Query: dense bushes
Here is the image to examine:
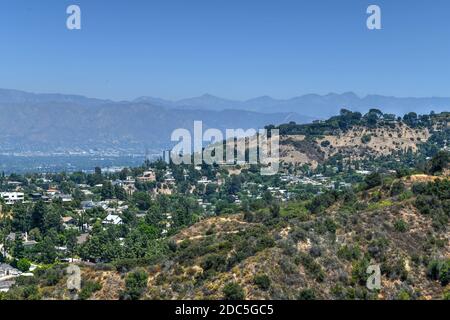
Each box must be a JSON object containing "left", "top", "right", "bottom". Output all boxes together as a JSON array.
[
  {"left": 414, "top": 180, "right": 450, "bottom": 230},
  {"left": 297, "top": 253, "right": 325, "bottom": 282},
  {"left": 34, "top": 265, "right": 66, "bottom": 286},
  {"left": 79, "top": 280, "right": 102, "bottom": 300},
  {"left": 16, "top": 258, "right": 31, "bottom": 272},
  {"left": 428, "top": 151, "right": 449, "bottom": 175},
  {"left": 427, "top": 259, "right": 450, "bottom": 286},
  {"left": 201, "top": 253, "right": 227, "bottom": 274},
  {"left": 307, "top": 191, "right": 338, "bottom": 214},
  {"left": 223, "top": 282, "right": 245, "bottom": 300},
  {"left": 120, "top": 269, "right": 148, "bottom": 300},
  {"left": 364, "top": 172, "right": 382, "bottom": 190},
  {"left": 253, "top": 274, "right": 271, "bottom": 291},
  {"left": 338, "top": 245, "right": 361, "bottom": 261},
  {"left": 394, "top": 219, "right": 408, "bottom": 233},
  {"left": 298, "top": 288, "right": 316, "bottom": 300},
  {"left": 390, "top": 181, "right": 405, "bottom": 196}
]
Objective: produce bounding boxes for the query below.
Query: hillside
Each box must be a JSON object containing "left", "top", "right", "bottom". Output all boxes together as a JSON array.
[
  {"left": 147, "top": 177, "right": 449, "bottom": 300},
  {"left": 278, "top": 124, "right": 431, "bottom": 168},
  {"left": 3, "top": 174, "right": 448, "bottom": 301},
  {"left": 233, "top": 110, "right": 448, "bottom": 170}
]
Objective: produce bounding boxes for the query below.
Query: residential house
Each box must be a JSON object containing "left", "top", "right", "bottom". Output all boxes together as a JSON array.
[
  {"left": 0, "top": 263, "right": 21, "bottom": 278},
  {"left": 102, "top": 214, "right": 123, "bottom": 225},
  {"left": 0, "top": 192, "right": 24, "bottom": 205},
  {"left": 137, "top": 170, "right": 156, "bottom": 183}
]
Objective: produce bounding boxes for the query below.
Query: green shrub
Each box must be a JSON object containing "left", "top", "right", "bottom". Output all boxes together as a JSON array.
[
  {"left": 201, "top": 253, "right": 227, "bottom": 273},
  {"left": 361, "top": 134, "right": 372, "bottom": 144},
  {"left": 390, "top": 181, "right": 405, "bottom": 196},
  {"left": 17, "top": 258, "right": 31, "bottom": 272},
  {"left": 394, "top": 219, "right": 408, "bottom": 233},
  {"left": 298, "top": 288, "right": 316, "bottom": 300},
  {"left": 396, "top": 289, "right": 411, "bottom": 300},
  {"left": 364, "top": 172, "right": 382, "bottom": 189},
  {"left": 351, "top": 258, "right": 370, "bottom": 285},
  {"left": 79, "top": 280, "right": 102, "bottom": 300},
  {"left": 120, "top": 269, "right": 148, "bottom": 300},
  {"left": 367, "top": 200, "right": 393, "bottom": 211},
  {"left": 35, "top": 266, "right": 65, "bottom": 286},
  {"left": 338, "top": 245, "right": 361, "bottom": 261},
  {"left": 443, "top": 288, "right": 450, "bottom": 300},
  {"left": 427, "top": 259, "right": 450, "bottom": 286},
  {"left": 383, "top": 258, "right": 408, "bottom": 281},
  {"left": 398, "top": 191, "right": 414, "bottom": 201},
  {"left": 428, "top": 151, "right": 449, "bottom": 175},
  {"left": 298, "top": 253, "right": 325, "bottom": 282},
  {"left": 253, "top": 274, "right": 271, "bottom": 291},
  {"left": 223, "top": 282, "right": 245, "bottom": 300}
]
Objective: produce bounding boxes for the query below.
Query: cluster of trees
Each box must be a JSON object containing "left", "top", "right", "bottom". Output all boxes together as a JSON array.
[
  {"left": 271, "top": 110, "right": 448, "bottom": 137},
  {"left": 413, "top": 179, "right": 449, "bottom": 230},
  {"left": 428, "top": 151, "right": 449, "bottom": 175},
  {"left": 120, "top": 268, "right": 149, "bottom": 300}
]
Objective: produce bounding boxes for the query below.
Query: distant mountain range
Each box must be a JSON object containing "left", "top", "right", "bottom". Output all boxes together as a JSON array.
[
  {"left": 0, "top": 89, "right": 305, "bottom": 153},
  {"left": 135, "top": 92, "right": 450, "bottom": 118},
  {"left": 0, "top": 88, "right": 449, "bottom": 153}
]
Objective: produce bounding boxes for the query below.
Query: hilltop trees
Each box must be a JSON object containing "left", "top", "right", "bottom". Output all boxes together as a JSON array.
[
  {"left": 403, "top": 112, "right": 418, "bottom": 127},
  {"left": 273, "top": 110, "right": 448, "bottom": 137},
  {"left": 364, "top": 109, "right": 383, "bottom": 127}
]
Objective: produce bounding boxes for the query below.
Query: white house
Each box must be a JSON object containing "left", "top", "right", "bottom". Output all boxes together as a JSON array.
[
  {"left": 0, "top": 192, "right": 24, "bottom": 205},
  {"left": 197, "top": 177, "right": 212, "bottom": 185},
  {"left": 0, "top": 263, "right": 21, "bottom": 277},
  {"left": 102, "top": 214, "right": 123, "bottom": 225}
]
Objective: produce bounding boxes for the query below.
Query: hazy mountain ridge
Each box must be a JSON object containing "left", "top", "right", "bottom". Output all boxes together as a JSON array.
[
  {"left": 136, "top": 92, "right": 450, "bottom": 117},
  {"left": 0, "top": 88, "right": 110, "bottom": 106},
  {"left": 1, "top": 88, "right": 449, "bottom": 153},
  {"left": 0, "top": 98, "right": 306, "bottom": 152},
  {"left": 2, "top": 88, "right": 450, "bottom": 117}
]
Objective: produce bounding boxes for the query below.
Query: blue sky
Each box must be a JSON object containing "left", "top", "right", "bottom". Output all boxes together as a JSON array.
[{"left": 0, "top": 0, "right": 449, "bottom": 100}]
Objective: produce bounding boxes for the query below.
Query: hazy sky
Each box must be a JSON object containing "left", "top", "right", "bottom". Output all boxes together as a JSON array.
[{"left": 1, "top": 0, "right": 450, "bottom": 100}]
